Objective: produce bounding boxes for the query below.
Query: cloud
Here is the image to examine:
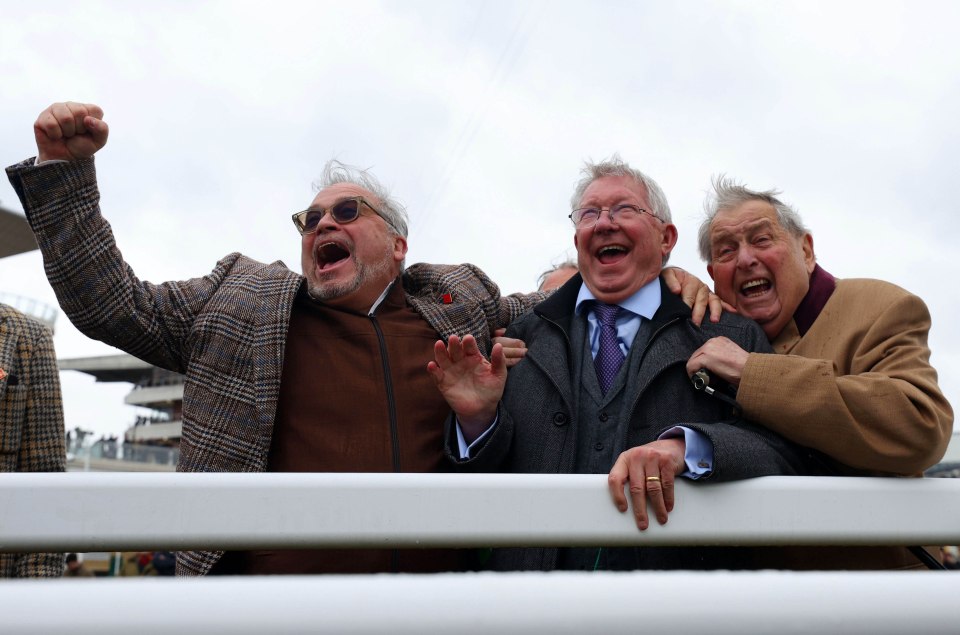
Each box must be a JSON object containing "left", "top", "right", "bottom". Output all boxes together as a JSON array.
[{"left": 2, "top": 0, "right": 957, "bottom": 439}]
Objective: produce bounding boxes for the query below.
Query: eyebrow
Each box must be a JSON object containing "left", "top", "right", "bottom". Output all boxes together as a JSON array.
[
  {"left": 306, "top": 197, "right": 361, "bottom": 211},
  {"left": 711, "top": 218, "right": 776, "bottom": 241},
  {"left": 578, "top": 200, "right": 643, "bottom": 211}
]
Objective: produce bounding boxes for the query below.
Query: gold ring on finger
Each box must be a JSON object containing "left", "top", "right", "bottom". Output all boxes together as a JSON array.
[{"left": 645, "top": 476, "right": 661, "bottom": 482}]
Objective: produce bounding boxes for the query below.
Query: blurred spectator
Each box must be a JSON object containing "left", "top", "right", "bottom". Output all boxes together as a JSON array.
[
  {"left": 943, "top": 546, "right": 959, "bottom": 570},
  {"left": 64, "top": 553, "right": 94, "bottom": 577},
  {"left": 137, "top": 551, "right": 155, "bottom": 575},
  {"left": 537, "top": 260, "right": 578, "bottom": 292},
  {"left": 120, "top": 551, "right": 158, "bottom": 576},
  {"left": 152, "top": 551, "right": 176, "bottom": 576}
]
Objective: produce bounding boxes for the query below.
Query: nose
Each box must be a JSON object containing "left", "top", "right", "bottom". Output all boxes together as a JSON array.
[
  {"left": 314, "top": 209, "right": 339, "bottom": 233},
  {"left": 593, "top": 208, "right": 618, "bottom": 231},
  {"left": 736, "top": 244, "right": 758, "bottom": 269}
]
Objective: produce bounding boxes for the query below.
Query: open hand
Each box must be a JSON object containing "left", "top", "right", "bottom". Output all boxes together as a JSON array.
[{"left": 427, "top": 334, "right": 506, "bottom": 442}]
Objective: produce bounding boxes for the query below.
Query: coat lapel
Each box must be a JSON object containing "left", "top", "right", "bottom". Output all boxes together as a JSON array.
[
  {"left": 771, "top": 319, "right": 802, "bottom": 354},
  {"left": 525, "top": 275, "right": 582, "bottom": 406},
  {"left": 625, "top": 279, "right": 694, "bottom": 408}
]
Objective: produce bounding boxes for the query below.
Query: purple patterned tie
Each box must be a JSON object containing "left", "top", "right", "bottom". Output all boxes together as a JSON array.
[{"left": 593, "top": 302, "right": 624, "bottom": 393}]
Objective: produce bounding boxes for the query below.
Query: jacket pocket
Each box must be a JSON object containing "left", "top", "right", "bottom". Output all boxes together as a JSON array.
[{"left": 0, "top": 384, "right": 27, "bottom": 470}]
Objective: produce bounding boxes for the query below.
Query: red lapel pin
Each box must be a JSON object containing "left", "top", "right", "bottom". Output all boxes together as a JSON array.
[{"left": 441, "top": 293, "right": 453, "bottom": 304}]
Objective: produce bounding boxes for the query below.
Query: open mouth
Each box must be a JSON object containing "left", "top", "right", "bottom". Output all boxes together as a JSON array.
[
  {"left": 316, "top": 241, "right": 351, "bottom": 271},
  {"left": 596, "top": 244, "right": 628, "bottom": 265},
  {"left": 740, "top": 278, "right": 771, "bottom": 298}
]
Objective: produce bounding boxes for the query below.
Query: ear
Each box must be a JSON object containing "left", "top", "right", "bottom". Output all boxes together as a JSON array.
[
  {"left": 706, "top": 263, "right": 715, "bottom": 281},
  {"left": 393, "top": 235, "right": 408, "bottom": 263},
  {"left": 661, "top": 223, "right": 679, "bottom": 257},
  {"left": 801, "top": 233, "right": 815, "bottom": 273}
]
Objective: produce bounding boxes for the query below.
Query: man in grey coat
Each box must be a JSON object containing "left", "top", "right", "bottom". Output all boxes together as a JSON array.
[{"left": 430, "top": 156, "right": 827, "bottom": 571}]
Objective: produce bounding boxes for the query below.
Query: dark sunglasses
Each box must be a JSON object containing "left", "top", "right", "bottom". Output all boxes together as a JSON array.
[{"left": 291, "top": 197, "right": 378, "bottom": 235}]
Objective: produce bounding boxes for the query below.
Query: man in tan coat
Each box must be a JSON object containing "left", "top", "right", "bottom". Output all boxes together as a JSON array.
[{"left": 689, "top": 176, "right": 953, "bottom": 568}]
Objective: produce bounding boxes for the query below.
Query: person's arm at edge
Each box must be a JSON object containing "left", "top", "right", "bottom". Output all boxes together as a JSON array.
[{"left": 15, "top": 320, "right": 66, "bottom": 578}]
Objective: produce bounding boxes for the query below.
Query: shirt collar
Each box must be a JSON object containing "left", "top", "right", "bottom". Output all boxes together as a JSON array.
[
  {"left": 574, "top": 276, "right": 661, "bottom": 319},
  {"left": 368, "top": 280, "right": 396, "bottom": 316}
]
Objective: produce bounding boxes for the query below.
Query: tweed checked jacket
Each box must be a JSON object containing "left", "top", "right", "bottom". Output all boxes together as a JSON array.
[
  {"left": 8, "top": 157, "right": 543, "bottom": 576},
  {"left": 0, "top": 303, "right": 66, "bottom": 578}
]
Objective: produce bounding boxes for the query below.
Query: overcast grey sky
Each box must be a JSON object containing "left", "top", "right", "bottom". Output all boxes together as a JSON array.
[{"left": 2, "top": 0, "right": 958, "bottom": 439}]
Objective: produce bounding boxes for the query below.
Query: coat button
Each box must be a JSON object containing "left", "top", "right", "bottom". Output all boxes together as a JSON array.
[
  {"left": 553, "top": 412, "right": 567, "bottom": 426},
  {"left": 598, "top": 412, "right": 609, "bottom": 422},
  {"left": 594, "top": 442, "right": 604, "bottom": 451}
]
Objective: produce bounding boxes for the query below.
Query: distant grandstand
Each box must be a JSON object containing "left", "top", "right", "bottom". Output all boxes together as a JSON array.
[
  {"left": 0, "top": 202, "right": 38, "bottom": 258},
  {"left": 0, "top": 203, "right": 56, "bottom": 329},
  {"left": 60, "top": 353, "right": 181, "bottom": 471}
]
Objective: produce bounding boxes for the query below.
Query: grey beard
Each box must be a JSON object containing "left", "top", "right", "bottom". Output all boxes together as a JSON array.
[
  {"left": 306, "top": 276, "right": 363, "bottom": 303},
  {"left": 305, "top": 253, "right": 394, "bottom": 304}
]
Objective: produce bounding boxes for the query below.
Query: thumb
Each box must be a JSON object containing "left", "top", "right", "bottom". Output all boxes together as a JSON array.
[{"left": 84, "top": 116, "right": 109, "bottom": 148}]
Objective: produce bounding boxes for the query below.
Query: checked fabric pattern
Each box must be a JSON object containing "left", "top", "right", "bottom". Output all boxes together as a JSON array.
[{"left": 7, "top": 155, "right": 547, "bottom": 576}]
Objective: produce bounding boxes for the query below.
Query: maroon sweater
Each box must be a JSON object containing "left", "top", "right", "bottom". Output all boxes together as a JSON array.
[{"left": 219, "top": 281, "right": 466, "bottom": 574}]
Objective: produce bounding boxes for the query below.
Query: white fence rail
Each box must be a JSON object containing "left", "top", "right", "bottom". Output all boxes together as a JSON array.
[
  {"left": 3, "top": 474, "right": 960, "bottom": 634},
  {"left": 2, "top": 572, "right": 959, "bottom": 635},
  {"left": 1, "top": 473, "right": 959, "bottom": 550}
]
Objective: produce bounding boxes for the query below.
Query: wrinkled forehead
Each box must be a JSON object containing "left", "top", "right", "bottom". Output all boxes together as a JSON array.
[
  {"left": 710, "top": 201, "right": 782, "bottom": 239},
  {"left": 309, "top": 183, "right": 382, "bottom": 210}
]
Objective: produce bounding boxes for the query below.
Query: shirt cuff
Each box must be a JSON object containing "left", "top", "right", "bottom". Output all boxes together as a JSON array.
[
  {"left": 659, "top": 426, "right": 713, "bottom": 479},
  {"left": 455, "top": 415, "right": 498, "bottom": 459},
  {"left": 34, "top": 158, "right": 69, "bottom": 166}
]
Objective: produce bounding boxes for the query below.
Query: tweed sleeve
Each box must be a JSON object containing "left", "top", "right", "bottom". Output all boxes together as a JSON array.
[
  {"left": 404, "top": 263, "right": 547, "bottom": 356},
  {"left": 737, "top": 283, "right": 953, "bottom": 474},
  {"left": 11, "top": 329, "right": 66, "bottom": 574},
  {"left": 6, "top": 158, "right": 242, "bottom": 373},
  {"left": 0, "top": 311, "right": 66, "bottom": 578},
  {"left": 17, "top": 319, "right": 66, "bottom": 473},
  {"left": 496, "top": 290, "right": 549, "bottom": 330}
]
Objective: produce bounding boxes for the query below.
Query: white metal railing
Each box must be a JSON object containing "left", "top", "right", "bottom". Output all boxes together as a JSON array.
[
  {"left": 2, "top": 473, "right": 959, "bottom": 635},
  {"left": 1, "top": 473, "right": 959, "bottom": 550},
  {"left": 2, "top": 572, "right": 959, "bottom": 635}
]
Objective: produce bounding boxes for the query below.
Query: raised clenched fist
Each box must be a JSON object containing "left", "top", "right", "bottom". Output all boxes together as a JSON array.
[{"left": 34, "top": 102, "right": 109, "bottom": 162}]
